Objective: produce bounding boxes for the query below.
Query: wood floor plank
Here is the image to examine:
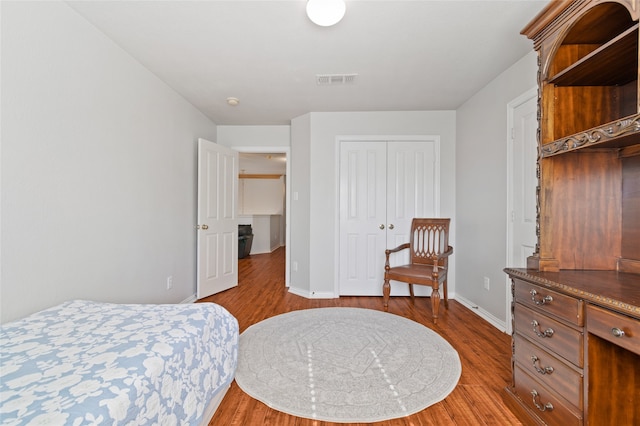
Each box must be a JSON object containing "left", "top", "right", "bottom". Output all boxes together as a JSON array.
[
  {"left": 202, "top": 247, "right": 519, "bottom": 425},
  {"left": 456, "top": 385, "right": 523, "bottom": 426},
  {"left": 440, "top": 387, "right": 485, "bottom": 425}
]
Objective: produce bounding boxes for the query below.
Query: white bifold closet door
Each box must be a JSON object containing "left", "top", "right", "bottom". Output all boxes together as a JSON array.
[{"left": 339, "top": 139, "right": 440, "bottom": 296}]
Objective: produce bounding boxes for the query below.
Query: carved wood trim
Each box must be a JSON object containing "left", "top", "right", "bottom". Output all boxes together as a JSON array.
[
  {"left": 503, "top": 268, "right": 640, "bottom": 318},
  {"left": 521, "top": 0, "right": 577, "bottom": 45},
  {"left": 540, "top": 113, "right": 640, "bottom": 157}
]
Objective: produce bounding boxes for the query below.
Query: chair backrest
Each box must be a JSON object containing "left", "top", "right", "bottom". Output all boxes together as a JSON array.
[{"left": 409, "top": 218, "right": 451, "bottom": 265}]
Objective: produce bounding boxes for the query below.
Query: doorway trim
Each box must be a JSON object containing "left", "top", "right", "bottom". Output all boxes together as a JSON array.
[
  {"left": 234, "top": 146, "right": 291, "bottom": 287},
  {"left": 505, "top": 86, "right": 537, "bottom": 334}
]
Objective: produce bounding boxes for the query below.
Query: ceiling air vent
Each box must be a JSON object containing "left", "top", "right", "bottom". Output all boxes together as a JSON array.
[{"left": 316, "top": 73, "right": 357, "bottom": 85}]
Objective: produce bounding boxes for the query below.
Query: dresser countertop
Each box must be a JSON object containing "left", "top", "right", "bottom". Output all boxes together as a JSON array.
[{"left": 504, "top": 268, "right": 640, "bottom": 319}]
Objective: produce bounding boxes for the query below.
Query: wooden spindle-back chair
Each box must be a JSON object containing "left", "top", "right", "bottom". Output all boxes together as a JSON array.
[{"left": 382, "top": 218, "right": 453, "bottom": 324}]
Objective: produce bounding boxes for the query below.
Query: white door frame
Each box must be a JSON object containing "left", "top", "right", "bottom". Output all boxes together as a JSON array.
[
  {"left": 506, "top": 87, "right": 538, "bottom": 334},
  {"left": 234, "top": 146, "right": 291, "bottom": 287},
  {"left": 334, "top": 135, "right": 441, "bottom": 297}
]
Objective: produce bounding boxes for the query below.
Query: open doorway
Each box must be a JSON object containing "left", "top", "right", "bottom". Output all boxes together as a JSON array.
[{"left": 235, "top": 147, "right": 290, "bottom": 287}]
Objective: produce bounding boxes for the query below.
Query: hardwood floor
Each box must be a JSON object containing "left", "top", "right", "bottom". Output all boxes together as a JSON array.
[{"left": 200, "top": 247, "right": 522, "bottom": 425}]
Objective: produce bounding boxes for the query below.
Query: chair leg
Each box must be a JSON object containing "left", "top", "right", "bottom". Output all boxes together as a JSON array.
[
  {"left": 431, "top": 287, "right": 440, "bottom": 324},
  {"left": 443, "top": 279, "right": 449, "bottom": 308},
  {"left": 409, "top": 283, "right": 415, "bottom": 300},
  {"left": 383, "top": 277, "right": 391, "bottom": 312}
]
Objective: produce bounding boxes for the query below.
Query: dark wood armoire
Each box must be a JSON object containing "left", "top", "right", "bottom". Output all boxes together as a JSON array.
[{"left": 504, "top": 1, "right": 640, "bottom": 425}]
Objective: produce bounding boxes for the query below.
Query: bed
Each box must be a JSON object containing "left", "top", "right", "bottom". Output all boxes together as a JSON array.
[{"left": 0, "top": 300, "right": 238, "bottom": 425}]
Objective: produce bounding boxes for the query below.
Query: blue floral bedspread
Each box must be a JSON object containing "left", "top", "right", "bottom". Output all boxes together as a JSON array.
[{"left": 0, "top": 300, "right": 238, "bottom": 425}]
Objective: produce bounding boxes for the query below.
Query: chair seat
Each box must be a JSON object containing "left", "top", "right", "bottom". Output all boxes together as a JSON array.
[{"left": 386, "top": 264, "right": 447, "bottom": 285}]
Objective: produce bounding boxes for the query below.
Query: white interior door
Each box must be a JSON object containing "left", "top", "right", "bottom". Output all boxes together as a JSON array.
[
  {"left": 506, "top": 90, "right": 538, "bottom": 334},
  {"left": 510, "top": 94, "right": 538, "bottom": 266},
  {"left": 197, "top": 138, "right": 238, "bottom": 299},
  {"left": 338, "top": 138, "right": 439, "bottom": 296},
  {"left": 339, "top": 141, "right": 387, "bottom": 296}
]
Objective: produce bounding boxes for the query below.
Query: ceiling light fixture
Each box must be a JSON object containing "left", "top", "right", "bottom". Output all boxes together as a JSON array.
[
  {"left": 226, "top": 97, "right": 239, "bottom": 106},
  {"left": 306, "top": 0, "right": 346, "bottom": 27}
]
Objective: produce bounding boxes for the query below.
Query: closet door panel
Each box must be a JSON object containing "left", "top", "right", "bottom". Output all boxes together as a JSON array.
[
  {"left": 339, "top": 141, "right": 388, "bottom": 295},
  {"left": 386, "top": 141, "right": 439, "bottom": 296}
]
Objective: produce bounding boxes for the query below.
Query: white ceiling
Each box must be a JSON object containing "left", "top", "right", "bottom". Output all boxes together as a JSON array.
[{"left": 67, "top": 0, "right": 547, "bottom": 126}]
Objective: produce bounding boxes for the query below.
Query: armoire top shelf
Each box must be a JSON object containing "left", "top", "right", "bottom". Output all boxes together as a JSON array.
[{"left": 548, "top": 23, "right": 638, "bottom": 86}]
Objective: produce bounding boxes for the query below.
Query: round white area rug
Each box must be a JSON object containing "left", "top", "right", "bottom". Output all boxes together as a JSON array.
[{"left": 235, "top": 307, "right": 462, "bottom": 423}]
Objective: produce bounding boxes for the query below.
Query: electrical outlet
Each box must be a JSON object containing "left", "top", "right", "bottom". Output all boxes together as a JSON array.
[
  {"left": 293, "top": 261, "right": 298, "bottom": 272},
  {"left": 483, "top": 277, "right": 490, "bottom": 291},
  {"left": 166, "top": 276, "right": 173, "bottom": 290}
]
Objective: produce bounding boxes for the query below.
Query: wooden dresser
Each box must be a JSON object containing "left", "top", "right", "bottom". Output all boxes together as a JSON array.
[
  {"left": 504, "top": 1, "right": 640, "bottom": 425},
  {"left": 504, "top": 269, "right": 640, "bottom": 425}
]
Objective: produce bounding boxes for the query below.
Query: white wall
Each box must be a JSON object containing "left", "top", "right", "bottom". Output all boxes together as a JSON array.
[
  {"left": 0, "top": 1, "right": 218, "bottom": 323},
  {"left": 290, "top": 111, "right": 456, "bottom": 298},
  {"left": 217, "top": 125, "right": 290, "bottom": 148},
  {"left": 455, "top": 51, "right": 538, "bottom": 329},
  {"left": 290, "top": 115, "right": 312, "bottom": 293},
  {"left": 239, "top": 177, "right": 285, "bottom": 215}
]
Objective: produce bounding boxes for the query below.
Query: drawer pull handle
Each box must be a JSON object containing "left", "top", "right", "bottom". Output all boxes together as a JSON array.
[
  {"left": 532, "top": 320, "right": 554, "bottom": 338},
  {"left": 611, "top": 327, "right": 625, "bottom": 338},
  {"left": 531, "top": 390, "right": 554, "bottom": 412},
  {"left": 530, "top": 289, "right": 553, "bottom": 305},
  {"left": 531, "top": 355, "right": 554, "bottom": 375}
]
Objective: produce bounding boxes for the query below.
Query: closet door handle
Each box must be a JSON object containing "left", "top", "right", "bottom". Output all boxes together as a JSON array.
[
  {"left": 388, "top": 224, "right": 394, "bottom": 230},
  {"left": 379, "top": 224, "right": 385, "bottom": 230}
]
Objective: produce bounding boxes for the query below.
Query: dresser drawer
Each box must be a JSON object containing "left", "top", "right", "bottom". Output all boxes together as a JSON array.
[
  {"left": 515, "top": 303, "right": 584, "bottom": 367},
  {"left": 587, "top": 304, "right": 640, "bottom": 356},
  {"left": 514, "top": 333, "right": 583, "bottom": 409},
  {"left": 514, "top": 280, "right": 584, "bottom": 326},
  {"left": 513, "top": 365, "right": 583, "bottom": 426}
]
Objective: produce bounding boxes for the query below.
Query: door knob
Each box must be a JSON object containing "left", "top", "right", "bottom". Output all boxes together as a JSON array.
[
  {"left": 201, "top": 224, "right": 209, "bottom": 230},
  {"left": 379, "top": 224, "right": 385, "bottom": 230},
  {"left": 388, "top": 224, "right": 394, "bottom": 230}
]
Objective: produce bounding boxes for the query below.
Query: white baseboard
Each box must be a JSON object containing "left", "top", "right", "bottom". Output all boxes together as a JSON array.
[
  {"left": 182, "top": 294, "right": 197, "bottom": 304},
  {"left": 249, "top": 243, "right": 284, "bottom": 256},
  {"left": 186, "top": 287, "right": 507, "bottom": 335},
  {"left": 288, "top": 286, "right": 337, "bottom": 299},
  {"left": 455, "top": 295, "right": 508, "bottom": 333}
]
